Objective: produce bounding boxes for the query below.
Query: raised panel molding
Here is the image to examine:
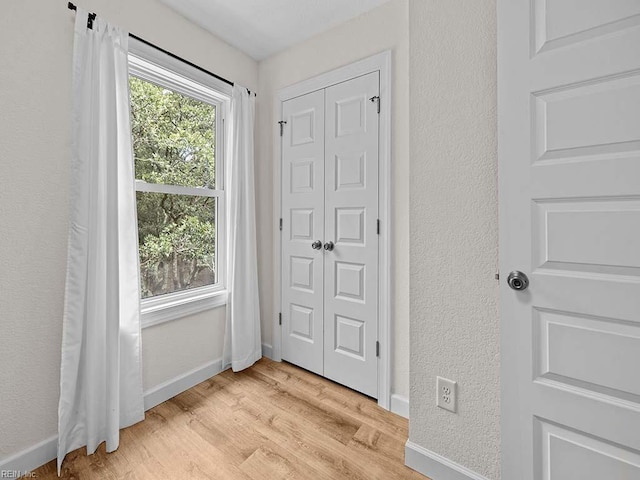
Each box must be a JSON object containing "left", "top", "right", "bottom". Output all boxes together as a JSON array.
[
  {"left": 290, "top": 256, "right": 314, "bottom": 292},
  {"left": 290, "top": 209, "right": 314, "bottom": 240},
  {"left": 335, "top": 152, "right": 366, "bottom": 190},
  {"left": 334, "top": 314, "right": 365, "bottom": 359},
  {"left": 533, "top": 199, "right": 640, "bottom": 275},
  {"left": 532, "top": 0, "right": 640, "bottom": 54},
  {"left": 290, "top": 109, "right": 315, "bottom": 146},
  {"left": 535, "top": 419, "right": 640, "bottom": 479},
  {"left": 533, "top": 71, "right": 640, "bottom": 162},
  {"left": 335, "top": 261, "right": 365, "bottom": 302},
  {"left": 335, "top": 95, "right": 366, "bottom": 137},
  {"left": 290, "top": 304, "right": 314, "bottom": 342},
  {"left": 335, "top": 207, "right": 365, "bottom": 245},
  {"left": 534, "top": 308, "right": 640, "bottom": 403},
  {"left": 290, "top": 159, "right": 314, "bottom": 193}
]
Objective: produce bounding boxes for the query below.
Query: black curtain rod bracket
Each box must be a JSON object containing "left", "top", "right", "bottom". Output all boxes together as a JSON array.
[
  {"left": 67, "top": 2, "right": 253, "bottom": 95},
  {"left": 68, "top": 2, "right": 94, "bottom": 29}
]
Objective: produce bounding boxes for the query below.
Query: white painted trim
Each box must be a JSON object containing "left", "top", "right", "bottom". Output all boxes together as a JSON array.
[
  {"left": 135, "top": 180, "right": 223, "bottom": 198},
  {"left": 128, "top": 38, "right": 233, "bottom": 99},
  {"left": 129, "top": 38, "right": 230, "bottom": 331},
  {"left": 377, "top": 51, "right": 393, "bottom": 411},
  {"left": 0, "top": 435, "right": 57, "bottom": 478},
  {"left": 143, "top": 357, "right": 225, "bottom": 410},
  {"left": 405, "top": 441, "right": 492, "bottom": 480},
  {"left": 272, "top": 50, "right": 393, "bottom": 411},
  {"left": 276, "top": 52, "right": 392, "bottom": 102},
  {"left": 141, "top": 288, "right": 227, "bottom": 329},
  {"left": 261, "top": 343, "right": 273, "bottom": 360},
  {"left": 271, "top": 92, "right": 283, "bottom": 362},
  {"left": 390, "top": 394, "right": 409, "bottom": 419},
  {"left": 0, "top": 358, "right": 228, "bottom": 475}
]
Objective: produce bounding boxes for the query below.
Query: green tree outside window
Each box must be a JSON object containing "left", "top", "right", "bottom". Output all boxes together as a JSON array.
[{"left": 130, "top": 76, "right": 217, "bottom": 298}]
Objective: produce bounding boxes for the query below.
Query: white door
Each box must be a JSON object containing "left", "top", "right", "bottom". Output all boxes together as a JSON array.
[
  {"left": 323, "top": 72, "right": 379, "bottom": 397},
  {"left": 499, "top": 2, "right": 640, "bottom": 479},
  {"left": 281, "top": 90, "right": 325, "bottom": 375},
  {"left": 281, "top": 72, "right": 380, "bottom": 398}
]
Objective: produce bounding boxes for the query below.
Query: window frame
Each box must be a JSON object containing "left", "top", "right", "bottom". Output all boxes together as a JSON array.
[{"left": 128, "top": 38, "right": 230, "bottom": 328}]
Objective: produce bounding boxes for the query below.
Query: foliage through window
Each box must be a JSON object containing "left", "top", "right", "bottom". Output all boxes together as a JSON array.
[{"left": 130, "top": 75, "right": 222, "bottom": 299}]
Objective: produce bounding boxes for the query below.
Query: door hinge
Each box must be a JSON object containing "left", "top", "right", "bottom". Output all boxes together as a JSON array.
[
  {"left": 279, "top": 218, "right": 283, "bottom": 231},
  {"left": 376, "top": 341, "right": 380, "bottom": 357},
  {"left": 278, "top": 120, "right": 287, "bottom": 136},
  {"left": 377, "top": 219, "right": 380, "bottom": 235},
  {"left": 279, "top": 312, "right": 282, "bottom": 325},
  {"left": 370, "top": 95, "right": 380, "bottom": 114}
]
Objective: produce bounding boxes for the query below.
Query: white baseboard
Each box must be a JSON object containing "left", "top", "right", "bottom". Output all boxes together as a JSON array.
[
  {"left": 0, "top": 358, "right": 226, "bottom": 475},
  {"left": 261, "top": 343, "right": 273, "bottom": 360},
  {"left": 405, "top": 441, "right": 491, "bottom": 480},
  {"left": 390, "top": 394, "right": 409, "bottom": 419},
  {"left": 0, "top": 435, "right": 57, "bottom": 477},
  {"left": 143, "top": 357, "right": 225, "bottom": 410}
]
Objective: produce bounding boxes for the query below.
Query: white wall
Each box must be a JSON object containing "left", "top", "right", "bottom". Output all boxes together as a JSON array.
[
  {"left": 142, "top": 308, "right": 226, "bottom": 390},
  {"left": 0, "top": 0, "right": 257, "bottom": 462},
  {"left": 408, "top": 1, "right": 500, "bottom": 479},
  {"left": 256, "top": 0, "right": 411, "bottom": 399}
]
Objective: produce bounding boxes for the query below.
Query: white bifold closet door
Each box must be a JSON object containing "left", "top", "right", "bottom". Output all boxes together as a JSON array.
[
  {"left": 281, "top": 72, "right": 380, "bottom": 398},
  {"left": 281, "top": 89, "right": 326, "bottom": 376}
]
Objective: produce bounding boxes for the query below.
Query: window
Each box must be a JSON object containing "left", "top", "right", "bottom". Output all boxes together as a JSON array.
[{"left": 128, "top": 42, "right": 230, "bottom": 326}]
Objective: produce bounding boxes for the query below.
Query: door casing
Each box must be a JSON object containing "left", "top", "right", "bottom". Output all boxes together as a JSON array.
[{"left": 272, "top": 51, "right": 392, "bottom": 409}]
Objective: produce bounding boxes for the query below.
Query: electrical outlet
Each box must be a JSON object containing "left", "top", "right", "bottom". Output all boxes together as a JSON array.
[{"left": 436, "top": 376, "right": 457, "bottom": 413}]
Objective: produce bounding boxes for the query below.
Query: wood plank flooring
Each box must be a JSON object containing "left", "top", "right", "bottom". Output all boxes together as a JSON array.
[{"left": 32, "top": 359, "right": 426, "bottom": 479}]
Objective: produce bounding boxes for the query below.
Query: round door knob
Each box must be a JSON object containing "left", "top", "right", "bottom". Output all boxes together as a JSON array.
[
  {"left": 311, "top": 240, "right": 322, "bottom": 250},
  {"left": 507, "top": 271, "right": 529, "bottom": 291},
  {"left": 323, "top": 241, "right": 335, "bottom": 252}
]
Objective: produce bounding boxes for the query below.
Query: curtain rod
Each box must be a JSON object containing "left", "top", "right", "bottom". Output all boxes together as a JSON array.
[{"left": 67, "top": 2, "right": 253, "bottom": 95}]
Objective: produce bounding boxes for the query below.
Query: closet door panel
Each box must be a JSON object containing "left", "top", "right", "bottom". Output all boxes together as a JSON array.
[
  {"left": 323, "top": 72, "right": 380, "bottom": 397},
  {"left": 281, "top": 90, "right": 325, "bottom": 375}
]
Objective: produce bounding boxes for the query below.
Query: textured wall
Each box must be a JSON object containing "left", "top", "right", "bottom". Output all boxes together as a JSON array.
[
  {"left": 257, "top": 0, "right": 411, "bottom": 399},
  {"left": 0, "top": 0, "right": 257, "bottom": 461},
  {"left": 408, "top": 0, "right": 500, "bottom": 478}
]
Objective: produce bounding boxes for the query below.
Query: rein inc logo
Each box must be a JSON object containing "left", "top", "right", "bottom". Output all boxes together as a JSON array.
[{"left": 1, "top": 471, "right": 37, "bottom": 478}]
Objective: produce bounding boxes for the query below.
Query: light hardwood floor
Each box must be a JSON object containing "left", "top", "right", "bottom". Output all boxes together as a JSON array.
[{"left": 33, "top": 358, "right": 426, "bottom": 479}]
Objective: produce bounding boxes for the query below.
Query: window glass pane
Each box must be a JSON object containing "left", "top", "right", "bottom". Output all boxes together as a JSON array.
[
  {"left": 130, "top": 76, "right": 216, "bottom": 188},
  {"left": 137, "top": 192, "right": 216, "bottom": 298}
]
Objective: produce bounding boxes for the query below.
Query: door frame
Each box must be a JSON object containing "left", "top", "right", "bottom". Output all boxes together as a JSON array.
[{"left": 271, "top": 50, "right": 393, "bottom": 410}]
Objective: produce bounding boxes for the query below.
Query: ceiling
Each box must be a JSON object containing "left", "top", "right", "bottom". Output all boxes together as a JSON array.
[{"left": 160, "top": 0, "right": 391, "bottom": 61}]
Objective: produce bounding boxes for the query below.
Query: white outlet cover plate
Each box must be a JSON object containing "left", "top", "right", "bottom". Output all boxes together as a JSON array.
[{"left": 436, "top": 376, "right": 457, "bottom": 413}]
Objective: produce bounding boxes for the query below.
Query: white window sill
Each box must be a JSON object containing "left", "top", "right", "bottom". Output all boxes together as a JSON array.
[{"left": 141, "top": 286, "right": 227, "bottom": 329}]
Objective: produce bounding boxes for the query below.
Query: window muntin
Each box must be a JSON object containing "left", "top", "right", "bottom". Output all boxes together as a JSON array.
[{"left": 129, "top": 66, "right": 225, "bottom": 302}]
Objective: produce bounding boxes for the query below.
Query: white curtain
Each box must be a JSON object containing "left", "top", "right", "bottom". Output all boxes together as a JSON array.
[
  {"left": 223, "top": 86, "right": 262, "bottom": 372},
  {"left": 58, "top": 9, "right": 144, "bottom": 473}
]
